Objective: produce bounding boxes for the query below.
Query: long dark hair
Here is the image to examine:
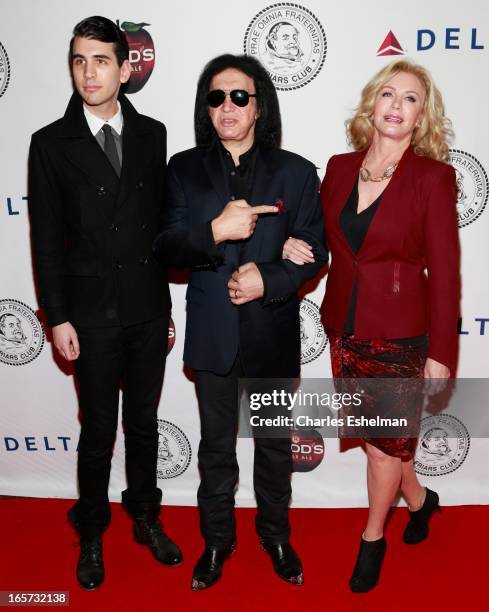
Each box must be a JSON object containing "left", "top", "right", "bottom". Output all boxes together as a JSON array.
[{"left": 194, "top": 54, "right": 282, "bottom": 148}]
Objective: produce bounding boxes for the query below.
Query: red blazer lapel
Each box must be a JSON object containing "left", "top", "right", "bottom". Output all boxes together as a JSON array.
[
  {"left": 322, "top": 151, "right": 364, "bottom": 258},
  {"left": 358, "top": 145, "right": 415, "bottom": 257}
]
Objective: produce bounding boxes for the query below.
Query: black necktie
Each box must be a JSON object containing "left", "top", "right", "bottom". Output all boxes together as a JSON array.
[{"left": 102, "top": 124, "right": 121, "bottom": 177}]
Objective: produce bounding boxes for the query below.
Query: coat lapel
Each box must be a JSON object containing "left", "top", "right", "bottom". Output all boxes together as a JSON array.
[
  {"left": 201, "top": 140, "right": 240, "bottom": 267},
  {"left": 202, "top": 140, "right": 230, "bottom": 210},
  {"left": 329, "top": 151, "right": 365, "bottom": 258},
  {"left": 358, "top": 145, "right": 414, "bottom": 256},
  {"left": 62, "top": 138, "right": 120, "bottom": 193},
  {"left": 114, "top": 95, "right": 154, "bottom": 213},
  {"left": 330, "top": 146, "right": 414, "bottom": 258},
  {"left": 58, "top": 92, "right": 120, "bottom": 198},
  {"left": 332, "top": 151, "right": 365, "bottom": 231},
  {"left": 240, "top": 148, "right": 276, "bottom": 263},
  {"left": 248, "top": 148, "right": 275, "bottom": 206}
]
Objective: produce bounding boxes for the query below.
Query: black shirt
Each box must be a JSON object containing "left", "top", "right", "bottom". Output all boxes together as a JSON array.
[{"left": 220, "top": 141, "right": 258, "bottom": 202}]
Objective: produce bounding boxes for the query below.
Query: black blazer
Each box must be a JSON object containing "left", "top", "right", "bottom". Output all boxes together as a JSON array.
[
  {"left": 29, "top": 92, "right": 170, "bottom": 328},
  {"left": 154, "top": 140, "right": 327, "bottom": 377}
]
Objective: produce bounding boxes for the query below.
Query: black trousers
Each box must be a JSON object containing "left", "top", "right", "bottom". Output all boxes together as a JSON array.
[
  {"left": 69, "top": 316, "right": 168, "bottom": 535},
  {"left": 195, "top": 355, "right": 292, "bottom": 548}
]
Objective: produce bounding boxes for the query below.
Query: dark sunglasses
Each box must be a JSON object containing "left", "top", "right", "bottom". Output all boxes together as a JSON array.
[{"left": 206, "top": 89, "right": 257, "bottom": 108}]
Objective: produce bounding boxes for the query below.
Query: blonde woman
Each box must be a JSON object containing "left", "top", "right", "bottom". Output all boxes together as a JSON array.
[{"left": 283, "top": 60, "right": 460, "bottom": 591}]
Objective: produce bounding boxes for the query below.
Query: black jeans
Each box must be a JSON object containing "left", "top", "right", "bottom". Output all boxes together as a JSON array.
[
  {"left": 195, "top": 354, "right": 292, "bottom": 548},
  {"left": 69, "top": 316, "right": 167, "bottom": 535}
]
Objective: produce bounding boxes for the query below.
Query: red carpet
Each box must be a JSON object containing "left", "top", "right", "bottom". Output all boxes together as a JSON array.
[{"left": 0, "top": 498, "right": 485, "bottom": 611}]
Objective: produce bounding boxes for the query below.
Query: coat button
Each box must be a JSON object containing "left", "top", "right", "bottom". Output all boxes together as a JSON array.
[
  {"left": 97, "top": 186, "right": 106, "bottom": 197},
  {"left": 136, "top": 181, "right": 144, "bottom": 190},
  {"left": 109, "top": 223, "right": 118, "bottom": 232},
  {"left": 141, "top": 223, "right": 147, "bottom": 230},
  {"left": 352, "top": 260, "right": 358, "bottom": 267},
  {"left": 115, "top": 260, "right": 122, "bottom": 270}
]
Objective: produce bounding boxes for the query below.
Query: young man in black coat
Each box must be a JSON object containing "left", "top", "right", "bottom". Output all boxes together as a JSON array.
[{"left": 29, "top": 16, "right": 181, "bottom": 590}]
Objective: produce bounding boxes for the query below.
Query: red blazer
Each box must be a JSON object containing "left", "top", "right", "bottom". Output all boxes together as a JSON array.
[{"left": 320, "top": 145, "right": 460, "bottom": 373}]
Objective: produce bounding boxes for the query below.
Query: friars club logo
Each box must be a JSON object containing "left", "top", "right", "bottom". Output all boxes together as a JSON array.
[
  {"left": 156, "top": 419, "right": 191, "bottom": 479},
  {"left": 0, "top": 300, "right": 44, "bottom": 366},
  {"left": 244, "top": 3, "right": 327, "bottom": 91},
  {"left": 0, "top": 41, "right": 11, "bottom": 98},
  {"left": 414, "top": 414, "right": 469, "bottom": 477},
  {"left": 118, "top": 21, "right": 155, "bottom": 93},
  {"left": 450, "top": 149, "right": 488, "bottom": 228},
  {"left": 376, "top": 31, "right": 405, "bottom": 56},
  {"left": 300, "top": 298, "right": 327, "bottom": 364},
  {"left": 291, "top": 428, "right": 324, "bottom": 472},
  {"left": 167, "top": 317, "right": 175, "bottom": 355}
]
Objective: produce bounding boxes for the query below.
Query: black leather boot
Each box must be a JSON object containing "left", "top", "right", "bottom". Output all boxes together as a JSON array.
[
  {"left": 77, "top": 535, "right": 104, "bottom": 590},
  {"left": 191, "top": 543, "right": 236, "bottom": 590},
  {"left": 123, "top": 490, "right": 182, "bottom": 566},
  {"left": 349, "top": 536, "right": 386, "bottom": 593},
  {"left": 261, "top": 541, "right": 304, "bottom": 585},
  {"left": 403, "top": 488, "right": 440, "bottom": 544},
  {"left": 133, "top": 518, "right": 183, "bottom": 566}
]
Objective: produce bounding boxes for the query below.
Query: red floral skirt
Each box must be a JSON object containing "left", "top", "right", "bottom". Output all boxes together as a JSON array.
[{"left": 328, "top": 333, "right": 427, "bottom": 462}]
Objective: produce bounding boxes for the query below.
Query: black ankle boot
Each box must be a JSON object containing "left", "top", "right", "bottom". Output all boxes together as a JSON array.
[
  {"left": 403, "top": 488, "right": 440, "bottom": 544},
  {"left": 77, "top": 535, "right": 104, "bottom": 590},
  {"left": 133, "top": 518, "right": 183, "bottom": 565},
  {"left": 349, "top": 536, "right": 386, "bottom": 593},
  {"left": 260, "top": 541, "right": 304, "bottom": 585},
  {"left": 191, "top": 542, "right": 236, "bottom": 591}
]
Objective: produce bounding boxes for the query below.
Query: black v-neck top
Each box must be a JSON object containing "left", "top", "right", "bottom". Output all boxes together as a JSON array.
[
  {"left": 339, "top": 178, "right": 427, "bottom": 347},
  {"left": 340, "top": 180, "right": 382, "bottom": 334},
  {"left": 340, "top": 179, "right": 382, "bottom": 255}
]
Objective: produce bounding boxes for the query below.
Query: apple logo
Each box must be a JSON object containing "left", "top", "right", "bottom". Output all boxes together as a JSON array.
[
  {"left": 167, "top": 317, "right": 175, "bottom": 355},
  {"left": 291, "top": 428, "right": 325, "bottom": 472},
  {"left": 119, "top": 21, "right": 155, "bottom": 94}
]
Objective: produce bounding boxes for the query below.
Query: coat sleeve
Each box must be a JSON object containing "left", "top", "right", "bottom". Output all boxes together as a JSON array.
[
  {"left": 423, "top": 163, "right": 461, "bottom": 373},
  {"left": 256, "top": 165, "right": 328, "bottom": 305},
  {"left": 153, "top": 158, "right": 224, "bottom": 270},
  {"left": 28, "top": 135, "right": 68, "bottom": 327}
]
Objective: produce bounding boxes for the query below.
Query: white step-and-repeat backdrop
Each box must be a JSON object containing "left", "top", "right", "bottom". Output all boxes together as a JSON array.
[{"left": 1, "top": 0, "right": 488, "bottom": 507}]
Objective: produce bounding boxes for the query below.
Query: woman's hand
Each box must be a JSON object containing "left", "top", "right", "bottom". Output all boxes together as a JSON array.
[
  {"left": 424, "top": 357, "right": 450, "bottom": 395},
  {"left": 282, "top": 237, "right": 315, "bottom": 265}
]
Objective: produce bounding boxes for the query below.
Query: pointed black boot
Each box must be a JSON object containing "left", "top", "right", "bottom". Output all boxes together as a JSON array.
[
  {"left": 403, "top": 488, "right": 440, "bottom": 544},
  {"left": 260, "top": 541, "right": 304, "bottom": 585},
  {"left": 77, "top": 535, "right": 104, "bottom": 590},
  {"left": 191, "top": 542, "right": 236, "bottom": 590},
  {"left": 349, "top": 536, "right": 386, "bottom": 593}
]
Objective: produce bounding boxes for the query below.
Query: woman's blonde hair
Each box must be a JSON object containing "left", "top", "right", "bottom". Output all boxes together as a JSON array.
[{"left": 346, "top": 59, "right": 453, "bottom": 162}]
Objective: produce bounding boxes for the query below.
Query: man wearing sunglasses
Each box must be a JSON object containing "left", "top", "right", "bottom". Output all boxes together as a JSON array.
[{"left": 154, "top": 54, "right": 327, "bottom": 590}]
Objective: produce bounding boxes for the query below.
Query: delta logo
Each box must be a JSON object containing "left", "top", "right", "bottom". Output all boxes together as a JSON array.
[
  {"left": 376, "top": 27, "right": 485, "bottom": 55},
  {"left": 377, "top": 31, "right": 405, "bottom": 56},
  {"left": 118, "top": 20, "right": 155, "bottom": 93}
]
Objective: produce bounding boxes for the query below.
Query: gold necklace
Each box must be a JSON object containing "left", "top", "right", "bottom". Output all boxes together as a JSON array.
[{"left": 359, "top": 159, "right": 399, "bottom": 182}]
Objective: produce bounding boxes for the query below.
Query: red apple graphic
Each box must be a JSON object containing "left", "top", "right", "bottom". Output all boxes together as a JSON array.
[
  {"left": 119, "top": 20, "right": 155, "bottom": 94},
  {"left": 167, "top": 317, "right": 176, "bottom": 355},
  {"left": 291, "top": 428, "right": 325, "bottom": 472}
]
